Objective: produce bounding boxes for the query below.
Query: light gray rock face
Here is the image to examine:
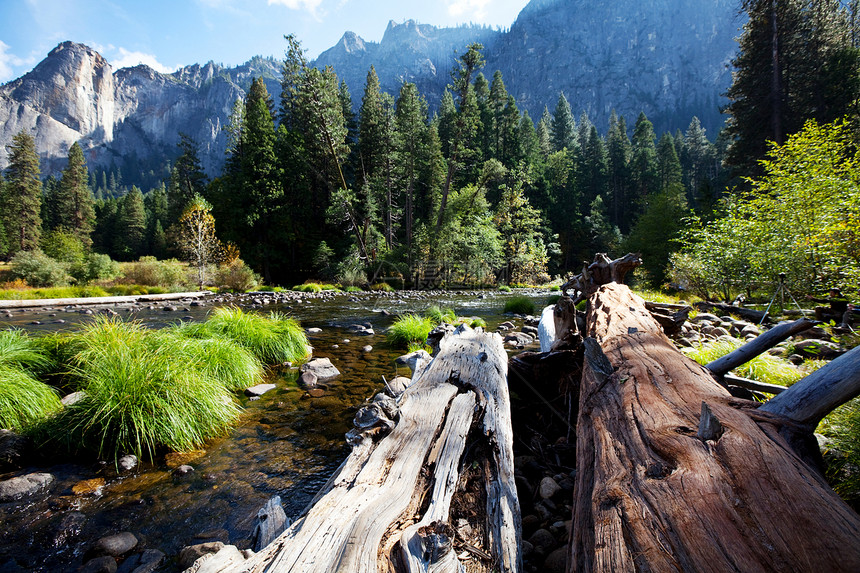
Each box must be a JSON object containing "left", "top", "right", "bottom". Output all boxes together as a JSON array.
[
  {"left": 1, "top": 1, "right": 739, "bottom": 183},
  {"left": 0, "top": 472, "right": 54, "bottom": 502}
]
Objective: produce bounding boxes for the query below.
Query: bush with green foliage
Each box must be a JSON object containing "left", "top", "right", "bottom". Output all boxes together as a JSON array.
[
  {"left": 121, "top": 256, "right": 187, "bottom": 287},
  {"left": 10, "top": 249, "right": 71, "bottom": 287},
  {"left": 70, "top": 253, "right": 121, "bottom": 285},
  {"left": 369, "top": 282, "right": 394, "bottom": 292},
  {"left": 344, "top": 285, "right": 363, "bottom": 292},
  {"left": 388, "top": 314, "right": 435, "bottom": 348},
  {"left": 40, "top": 230, "right": 85, "bottom": 264},
  {"left": 498, "top": 285, "right": 512, "bottom": 292},
  {"left": 504, "top": 295, "right": 535, "bottom": 315},
  {"left": 215, "top": 258, "right": 260, "bottom": 292}
]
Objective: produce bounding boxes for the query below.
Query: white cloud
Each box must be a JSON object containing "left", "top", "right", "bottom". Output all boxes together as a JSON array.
[
  {"left": 0, "top": 41, "right": 29, "bottom": 83},
  {"left": 446, "top": 0, "right": 492, "bottom": 21},
  {"left": 267, "top": 0, "right": 324, "bottom": 15},
  {"left": 110, "top": 48, "right": 176, "bottom": 73}
]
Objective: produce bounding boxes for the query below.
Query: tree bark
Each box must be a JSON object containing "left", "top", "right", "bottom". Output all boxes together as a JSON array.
[
  {"left": 571, "top": 283, "right": 860, "bottom": 573},
  {"left": 215, "top": 325, "right": 521, "bottom": 573}
]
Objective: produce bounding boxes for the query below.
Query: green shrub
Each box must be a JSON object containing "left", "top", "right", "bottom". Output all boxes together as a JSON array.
[
  {"left": 10, "top": 249, "right": 70, "bottom": 287},
  {"left": 40, "top": 230, "right": 85, "bottom": 264},
  {"left": 504, "top": 296, "right": 535, "bottom": 315},
  {"left": 388, "top": 314, "right": 435, "bottom": 348},
  {"left": 335, "top": 257, "right": 367, "bottom": 287},
  {"left": 469, "top": 317, "right": 487, "bottom": 329},
  {"left": 70, "top": 253, "right": 121, "bottom": 285},
  {"left": 426, "top": 305, "right": 456, "bottom": 325},
  {"left": 122, "top": 257, "right": 186, "bottom": 287},
  {"left": 823, "top": 398, "right": 860, "bottom": 501},
  {"left": 45, "top": 318, "right": 241, "bottom": 459},
  {"left": 200, "top": 307, "right": 311, "bottom": 365},
  {"left": 369, "top": 282, "right": 395, "bottom": 292},
  {"left": 215, "top": 259, "right": 260, "bottom": 292},
  {"left": 292, "top": 283, "right": 322, "bottom": 293},
  {"left": 498, "top": 285, "right": 512, "bottom": 292},
  {"left": 344, "top": 286, "right": 363, "bottom": 293},
  {"left": 549, "top": 285, "right": 561, "bottom": 292}
]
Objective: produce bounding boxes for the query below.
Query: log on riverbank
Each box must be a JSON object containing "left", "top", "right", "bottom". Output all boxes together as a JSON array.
[
  {"left": 0, "top": 291, "right": 212, "bottom": 309},
  {"left": 192, "top": 325, "right": 521, "bottom": 573},
  {"left": 570, "top": 282, "right": 860, "bottom": 572}
]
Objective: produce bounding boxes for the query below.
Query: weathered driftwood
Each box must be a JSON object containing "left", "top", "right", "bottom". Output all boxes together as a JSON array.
[
  {"left": 760, "top": 344, "right": 860, "bottom": 427},
  {"left": 706, "top": 318, "right": 815, "bottom": 376},
  {"left": 561, "top": 253, "right": 641, "bottom": 299},
  {"left": 571, "top": 283, "right": 860, "bottom": 572},
  {"left": 643, "top": 301, "right": 691, "bottom": 337},
  {"left": 211, "top": 325, "right": 521, "bottom": 573},
  {"left": 722, "top": 373, "right": 787, "bottom": 395}
]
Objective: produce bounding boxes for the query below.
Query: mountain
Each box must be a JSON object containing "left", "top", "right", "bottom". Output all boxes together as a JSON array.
[
  {"left": 0, "top": 0, "right": 741, "bottom": 184},
  {"left": 0, "top": 42, "right": 281, "bottom": 178}
]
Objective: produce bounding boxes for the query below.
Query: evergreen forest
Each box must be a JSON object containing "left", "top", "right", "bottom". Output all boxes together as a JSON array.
[{"left": 1, "top": 0, "right": 859, "bottom": 302}]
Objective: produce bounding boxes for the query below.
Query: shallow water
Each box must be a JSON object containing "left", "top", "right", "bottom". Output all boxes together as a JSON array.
[{"left": 0, "top": 289, "right": 554, "bottom": 572}]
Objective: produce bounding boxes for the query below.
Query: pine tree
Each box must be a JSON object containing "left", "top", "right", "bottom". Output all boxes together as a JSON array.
[
  {"left": 359, "top": 66, "right": 385, "bottom": 182},
  {"left": 656, "top": 133, "right": 683, "bottom": 192},
  {"left": 607, "top": 112, "right": 632, "bottom": 230},
  {"left": 517, "top": 110, "right": 539, "bottom": 164},
  {"left": 118, "top": 187, "right": 147, "bottom": 259},
  {"left": 2, "top": 130, "right": 42, "bottom": 255},
  {"left": 394, "top": 82, "right": 429, "bottom": 265},
  {"left": 551, "top": 92, "right": 576, "bottom": 152},
  {"left": 56, "top": 142, "right": 95, "bottom": 247},
  {"left": 41, "top": 175, "right": 61, "bottom": 233},
  {"left": 168, "top": 133, "right": 208, "bottom": 223},
  {"left": 537, "top": 106, "right": 553, "bottom": 158},
  {"left": 630, "top": 112, "right": 659, "bottom": 205},
  {"left": 579, "top": 126, "right": 609, "bottom": 208}
]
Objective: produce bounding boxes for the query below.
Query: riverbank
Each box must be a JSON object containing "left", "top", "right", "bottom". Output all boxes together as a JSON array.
[{"left": 0, "top": 291, "right": 212, "bottom": 309}]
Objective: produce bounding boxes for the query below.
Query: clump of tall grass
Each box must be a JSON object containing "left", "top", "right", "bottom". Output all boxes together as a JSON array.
[
  {"left": 0, "top": 285, "right": 111, "bottom": 300},
  {"left": 504, "top": 296, "right": 535, "bottom": 315},
  {"left": 498, "top": 285, "right": 512, "bottom": 292},
  {"left": 388, "top": 314, "right": 435, "bottom": 348},
  {"left": 0, "top": 330, "right": 61, "bottom": 430},
  {"left": 369, "top": 282, "right": 395, "bottom": 292},
  {"left": 44, "top": 318, "right": 241, "bottom": 460},
  {"left": 822, "top": 398, "right": 860, "bottom": 501},
  {"left": 155, "top": 327, "right": 264, "bottom": 391},
  {"left": 199, "top": 307, "right": 311, "bottom": 365},
  {"left": 426, "top": 305, "right": 457, "bottom": 325},
  {"left": 682, "top": 337, "right": 809, "bottom": 386},
  {"left": 344, "top": 286, "right": 363, "bottom": 293},
  {"left": 468, "top": 317, "right": 487, "bottom": 329},
  {"left": 292, "top": 283, "right": 322, "bottom": 293}
]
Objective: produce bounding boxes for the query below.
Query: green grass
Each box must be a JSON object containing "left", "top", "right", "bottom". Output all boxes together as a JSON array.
[
  {"left": 682, "top": 337, "right": 811, "bottom": 386},
  {"left": 105, "top": 285, "right": 168, "bottom": 296},
  {"left": 40, "top": 318, "right": 242, "bottom": 459},
  {"left": 344, "top": 286, "right": 363, "bottom": 293},
  {"left": 0, "top": 330, "right": 61, "bottom": 430},
  {"left": 198, "top": 307, "right": 311, "bottom": 365},
  {"left": 388, "top": 314, "right": 435, "bottom": 348},
  {"left": 468, "top": 317, "right": 487, "bottom": 329},
  {"left": 291, "top": 282, "right": 340, "bottom": 293},
  {"left": 426, "top": 305, "right": 457, "bottom": 325},
  {"left": 156, "top": 326, "right": 264, "bottom": 391},
  {"left": 504, "top": 295, "right": 535, "bottom": 315},
  {"left": 821, "top": 398, "right": 860, "bottom": 501},
  {"left": 369, "top": 282, "right": 395, "bottom": 292},
  {"left": 0, "top": 285, "right": 111, "bottom": 300},
  {"left": 498, "top": 285, "right": 512, "bottom": 292}
]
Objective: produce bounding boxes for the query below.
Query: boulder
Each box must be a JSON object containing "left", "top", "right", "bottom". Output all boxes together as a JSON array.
[
  {"left": 0, "top": 472, "right": 54, "bottom": 502},
  {"left": 115, "top": 549, "right": 165, "bottom": 573},
  {"left": 544, "top": 547, "right": 568, "bottom": 573},
  {"left": 300, "top": 358, "right": 340, "bottom": 381},
  {"left": 62, "top": 391, "right": 86, "bottom": 406},
  {"left": 299, "top": 371, "right": 318, "bottom": 388},
  {"left": 179, "top": 542, "right": 224, "bottom": 570},
  {"left": 384, "top": 376, "right": 411, "bottom": 397},
  {"left": 538, "top": 476, "right": 561, "bottom": 500},
  {"left": 394, "top": 350, "right": 432, "bottom": 375},
  {"left": 691, "top": 313, "right": 721, "bottom": 323},
  {"left": 80, "top": 556, "right": 117, "bottom": 573}
]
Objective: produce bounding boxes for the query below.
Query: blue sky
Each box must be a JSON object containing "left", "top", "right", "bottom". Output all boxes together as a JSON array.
[{"left": 0, "top": 0, "right": 531, "bottom": 82}]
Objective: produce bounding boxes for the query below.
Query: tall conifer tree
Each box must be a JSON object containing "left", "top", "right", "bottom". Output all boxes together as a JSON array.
[{"left": 2, "top": 130, "right": 42, "bottom": 255}]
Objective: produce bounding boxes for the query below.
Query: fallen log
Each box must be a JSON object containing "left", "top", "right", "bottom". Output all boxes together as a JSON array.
[
  {"left": 202, "top": 325, "right": 521, "bottom": 573},
  {"left": 571, "top": 283, "right": 860, "bottom": 572},
  {"left": 695, "top": 300, "right": 769, "bottom": 324},
  {"left": 644, "top": 301, "right": 691, "bottom": 337},
  {"left": 706, "top": 318, "right": 816, "bottom": 376}
]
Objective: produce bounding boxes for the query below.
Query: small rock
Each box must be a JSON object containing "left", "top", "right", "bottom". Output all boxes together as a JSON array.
[
  {"left": 244, "top": 384, "right": 276, "bottom": 397},
  {"left": 115, "top": 549, "right": 165, "bottom": 573},
  {"left": 306, "top": 327, "right": 322, "bottom": 334},
  {"left": 521, "top": 540, "right": 534, "bottom": 559},
  {"left": 80, "top": 556, "right": 117, "bottom": 573},
  {"left": 361, "top": 345, "right": 373, "bottom": 353},
  {"left": 692, "top": 313, "right": 721, "bottom": 323},
  {"left": 118, "top": 455, "right": 138, "bottom": 472},
  {"left": 307, "top": 388, "right": 325, "bottom": 398},
  {"left": 0, "top": 472, "right": 54, "bottom": 502},
  {"left": 299, "top": 371, "right": 318, "bottom": 388},
  {"left": 95, "top": 531, "right": 138, "bottom": 557},
  {"left": 62, "top": 391, "right": 87, "bottom": 406},
  {"left": 793, "top": 339, "right": 842, "bottom": 359},
  {"left": 521, "top": 514, "right": 541, "bottom": 536},
  {"left": 72, "top": 478, "right": 106, "bottom": 496},
  {"left": 788, "top": 354, "right": 805, "bottom": 365},
  {"left": 300, "top": 357, "right": 341, "bottom": 381},
  {"left": 529, "top": 528, "right": 556, "bottom": 551},
  {"left": 384, "top": 376, "right": 411, "bottom": 397},
  {"left": 173, "top": 465, "right": 194, "bottom": 476},
  {"left": 178, "top": 542, "right": 224, "bottom": 569},
  {"left": 538, "top": 476, "right": 561, "bottom": 500},
  {"left": 163, "top": 306, "right": 177, "bottom": 312},
  {"left": 543, "top": 547, "right": 568, "bottom": 573}
]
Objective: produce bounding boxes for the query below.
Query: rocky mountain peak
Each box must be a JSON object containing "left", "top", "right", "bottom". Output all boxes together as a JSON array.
[{"left": 338, "top": 31, "right": 367, "bottom": 54}]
